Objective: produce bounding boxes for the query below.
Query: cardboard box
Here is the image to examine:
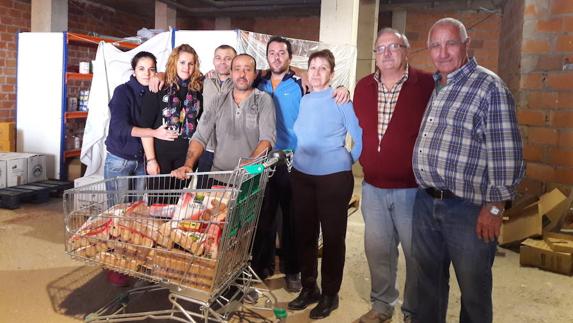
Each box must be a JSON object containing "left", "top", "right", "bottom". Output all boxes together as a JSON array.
[
  {"left": 0, "top": 160, "right": 7, "bottom": 188},
  {"left": 0, "top": 122, "right": 15, "bottom": 142},
  {"left": 74, "top": 175, "right": 105, "bottom": 210},
  {"left": 0, "top": 154, "right": 27, "bottom": 186},
  {"left": 520, "top": 238, "right": 573, "bottom": 275},
  {"left": 544, "top": 232, "right": 573, "bottom": 254},
  {"left": 499, "top": 189, "right": 567, "bottom": 245},
  {"left": 0, "top": 139, "right": 15, "bottom": 152},
  {"left": 19, "top": 153, "right": 47, "bottom": 183}
]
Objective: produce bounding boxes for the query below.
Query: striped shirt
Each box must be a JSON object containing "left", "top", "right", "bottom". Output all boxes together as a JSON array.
[
  {"left": 374, "top": 67, "right": 409, "bottom": 146},
  {"left": 413, "top": 57, "right": 525, "bottom": 205}
]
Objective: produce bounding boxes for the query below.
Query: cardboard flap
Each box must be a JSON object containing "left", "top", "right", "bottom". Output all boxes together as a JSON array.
[
  {"left": 538, "top": 189, "right": 567, "bottom": 216},
  {"left": 544, "top": 232, "right": 573, "bottom": 253},
  {"left": 500, "top": 189, "right": 567, "bottom": 245}
]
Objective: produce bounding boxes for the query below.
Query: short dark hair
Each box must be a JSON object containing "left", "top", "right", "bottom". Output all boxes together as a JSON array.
[
  {"left": 131, "top": 51, "right": 157, "bottom": 70},
  {"left": 214, "top": 44, "right": 237, "bottom": 55},
  {"left": 266, "top": 36, "right": 293, "bottom": 59},
  {"left": 231, "top": 53, "right": 257, "bottom": 70},
  {"left": 308, "top": 49, "right": 335, "bottom": 71}
]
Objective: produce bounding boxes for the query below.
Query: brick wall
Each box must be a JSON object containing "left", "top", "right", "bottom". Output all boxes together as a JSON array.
[
  {"left": 231, "top": 17, "right": 320, "bottom": 41},
  {"left": 515, "top": 0, "right": 573, "bottom": 194},
  {"left": 177, "top": 16, "right": 320, "bottom": 41},
  {"left": 0, "top": 0, "right": 30, "bottom": 122},
  {"left": 499, "top": 0, "right": 525, "bottom": 95},
  {"left": 405, "top": 9, "right": 501, "bottom": 74},
  {"left": 68, "top": 0, "right": 152, "bottom": 37},
  {"left": 65, "top": 1, "right": 153, "bottom": 108}
]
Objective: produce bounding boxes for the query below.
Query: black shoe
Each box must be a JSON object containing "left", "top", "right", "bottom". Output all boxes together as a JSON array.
[
  {"left": 309, "top": 294, "right": 339, "bottom": 319},
  {"left": 287, "top": 287, "right": 321, "bottom": 310}
]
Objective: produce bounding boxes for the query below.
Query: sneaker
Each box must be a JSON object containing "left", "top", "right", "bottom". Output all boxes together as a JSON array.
[
  {"left": 359, "top": 308, "right": 392, "bottom": 323},
  {"left": 285, "top": 273, "right": 302, "bottom": 292}
]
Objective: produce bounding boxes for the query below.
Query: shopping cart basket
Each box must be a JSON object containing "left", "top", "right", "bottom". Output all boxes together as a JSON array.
[{"left": 63, "top": 151, "right": 291, "bottom": 322}]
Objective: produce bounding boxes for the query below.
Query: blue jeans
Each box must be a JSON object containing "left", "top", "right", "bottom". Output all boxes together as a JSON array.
[
  {"left": 361, "top": 182, "right": 417, "bottom": 319},
  {"left": 412, "top": 189, "right": 497, "bottom": 323},
  {"left": 104, "top": 152, "right": 145, "bottom": 204}
]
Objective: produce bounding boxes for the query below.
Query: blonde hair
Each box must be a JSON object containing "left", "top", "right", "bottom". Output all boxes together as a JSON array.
[{"left": 165, "top": 44, "right": 202, "bottom": 92}]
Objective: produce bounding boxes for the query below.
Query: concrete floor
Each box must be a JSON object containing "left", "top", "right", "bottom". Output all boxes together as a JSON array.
[{"left": 1, "top": 178, "right": 573, "bottom": 323}]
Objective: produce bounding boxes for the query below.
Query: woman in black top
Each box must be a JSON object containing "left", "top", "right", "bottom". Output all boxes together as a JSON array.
[{"left": 140, "top": 45, "right": 202, "bottom": 193}]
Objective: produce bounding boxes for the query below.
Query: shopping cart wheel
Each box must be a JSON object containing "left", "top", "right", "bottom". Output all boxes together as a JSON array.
[{"left": 85, "top": 313, "right": 98, "bottom": 322}]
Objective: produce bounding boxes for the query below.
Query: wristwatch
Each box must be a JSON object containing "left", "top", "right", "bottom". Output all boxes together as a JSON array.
[{"left": 489, "top": 205, "right": 504, "bottom": 216}]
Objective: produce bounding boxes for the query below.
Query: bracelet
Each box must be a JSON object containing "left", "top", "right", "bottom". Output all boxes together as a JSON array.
[{"left": 146, "top": 158, "right": 156, "bottom": 163}]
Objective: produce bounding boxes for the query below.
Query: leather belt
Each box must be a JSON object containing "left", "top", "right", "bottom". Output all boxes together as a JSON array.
[{"left": 424, "top": 187, "right": 457, "bottom": 200}]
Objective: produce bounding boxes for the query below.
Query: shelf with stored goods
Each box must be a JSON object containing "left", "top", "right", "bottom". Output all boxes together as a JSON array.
[{"left": 17, "top": 32, "right": 140, "bottom": 181}]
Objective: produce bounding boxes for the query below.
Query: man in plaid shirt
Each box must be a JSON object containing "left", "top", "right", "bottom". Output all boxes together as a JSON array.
[{"left": 411, "top": 18, "right": 525, "bottom": 323}]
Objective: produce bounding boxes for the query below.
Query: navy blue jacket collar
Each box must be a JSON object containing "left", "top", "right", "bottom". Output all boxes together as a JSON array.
[{"left": 127, "top": 75, "right": 147, "bottom": 97}]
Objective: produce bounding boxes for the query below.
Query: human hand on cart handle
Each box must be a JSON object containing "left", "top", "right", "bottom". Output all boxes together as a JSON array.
[
  {"left": 149, "top": 72, "right": 165, "bottom": 93},
  {"left": 171, "top": 165, "right": 193, "bottom": 180},
  {"left": 153, "top": 125, "right": 178, "bottom": 141}
]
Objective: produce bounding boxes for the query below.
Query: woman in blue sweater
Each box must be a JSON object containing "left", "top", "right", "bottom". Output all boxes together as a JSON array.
[{"left": 287, "top": 49, "right": 362, "bottom": 319}]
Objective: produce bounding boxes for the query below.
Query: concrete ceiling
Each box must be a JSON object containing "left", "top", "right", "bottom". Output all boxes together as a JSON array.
[
  {"left": 88, "top": 0, "right": 505, "bottom": 20},
  {"left": 90, "top": 0, "right": 321, "bottom": 18}
]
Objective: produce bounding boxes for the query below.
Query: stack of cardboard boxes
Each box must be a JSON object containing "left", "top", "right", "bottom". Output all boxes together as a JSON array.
[
  {"left": 0, "top": 121, "right": 48, "bottom": 188},
  {"left": 0, "top": 152, "right": 48, "bottom": 188},
  {"left": 500, "top": 188, "right": 573, "bottom": 275}
]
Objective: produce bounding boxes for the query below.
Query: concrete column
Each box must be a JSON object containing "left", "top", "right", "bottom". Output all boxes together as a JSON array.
[
  {"left": 356, "top": 0, "right": 380, "bottom": 81},
  {"left": 321, "top": 0, "right": 377, "bottom": 177},
  {"left": 215, "top": 17, "right": 232, "bottom": 30},
  {"left": 155, "top": 0, "right": 176, "bottom": 30},
  {"left": 31, "top": 0, "right": 67, "bottom": 32},
  {"left": 319, "top": 0, "right": 360, "bottom": 45}
]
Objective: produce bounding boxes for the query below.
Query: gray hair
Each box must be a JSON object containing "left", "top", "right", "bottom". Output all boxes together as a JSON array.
[
  {"left": 427, "top": 18, "right": 469, "bottom": 46},
  {"left": 376, "top": 27, "right": 411, "bottom": 48}
]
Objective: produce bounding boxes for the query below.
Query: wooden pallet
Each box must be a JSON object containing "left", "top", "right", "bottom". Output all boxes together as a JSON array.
[{"left": 0, "top": 180, "right": 73, "bottom": 209}]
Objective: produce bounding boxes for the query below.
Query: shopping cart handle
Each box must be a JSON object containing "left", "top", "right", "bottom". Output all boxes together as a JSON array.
[
  {"left": 242, "top": 150, "right": 292, "bottom": 174},
  {"left": 243, "top": 164, "right": 264, "bottom": 175}
]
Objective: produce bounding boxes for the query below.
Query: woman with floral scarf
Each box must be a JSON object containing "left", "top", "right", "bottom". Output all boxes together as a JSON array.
[{"left": 140, "top": 44, "right": 203, "bottom": 198}]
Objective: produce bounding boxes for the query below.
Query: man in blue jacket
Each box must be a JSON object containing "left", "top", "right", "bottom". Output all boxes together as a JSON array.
[{"left": 252, "top": 36, "right": 350, "bottom": 292}]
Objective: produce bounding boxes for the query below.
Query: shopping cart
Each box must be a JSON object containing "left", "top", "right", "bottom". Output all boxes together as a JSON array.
[{"left": 63, "top": 151, "right": 291, "bottom": 322}]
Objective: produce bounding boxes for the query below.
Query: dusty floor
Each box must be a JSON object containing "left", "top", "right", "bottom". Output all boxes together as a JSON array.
[{"left": 1, "top": 179, "right": 572, "bottom": 323}]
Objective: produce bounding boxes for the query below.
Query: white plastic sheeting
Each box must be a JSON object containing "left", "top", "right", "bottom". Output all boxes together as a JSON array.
[
  {"left": 237, "top": 30, "right": 357, "bottom": 89},
  {"left": 80, "top": 30, "right": 356, "bottom": 176}
]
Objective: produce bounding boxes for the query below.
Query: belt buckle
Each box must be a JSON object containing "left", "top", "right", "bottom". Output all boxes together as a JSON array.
[{"left": 438, "top": 189, "right": 444, "bottom": 200}]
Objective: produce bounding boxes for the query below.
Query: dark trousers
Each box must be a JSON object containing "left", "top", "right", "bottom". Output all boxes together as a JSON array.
[
  {"left": 412, "top": 189, "right": 497, "bottom": 323},
  {"left": 291, "top": 169, "right": 353, "bottom": 296},
  {"left": 251, "top": 164, "right": 299, "bottom": 278},
  {"left": 147, "top": 150, "right": 190, "bottom": 204}
]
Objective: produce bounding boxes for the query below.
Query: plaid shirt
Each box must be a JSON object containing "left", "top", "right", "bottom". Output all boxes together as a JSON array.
[
  {"left": 413, "top": 57, "right": 525, "bottom": 205},
  {"left": 374, "top": 67, "right": 409, "bottom": 147}
]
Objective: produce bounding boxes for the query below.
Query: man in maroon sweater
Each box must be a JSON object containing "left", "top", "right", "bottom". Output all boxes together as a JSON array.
[{"left": 353, "top": 28, "right": 434, "bottom": 323}]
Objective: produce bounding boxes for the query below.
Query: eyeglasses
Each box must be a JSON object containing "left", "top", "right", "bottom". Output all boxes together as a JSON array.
[
  {"left": 373, "top": 43, "right": 407, "bottom": 54},
  {"left": 428, "top": 40, "right": 467, "bottom": 50}
]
